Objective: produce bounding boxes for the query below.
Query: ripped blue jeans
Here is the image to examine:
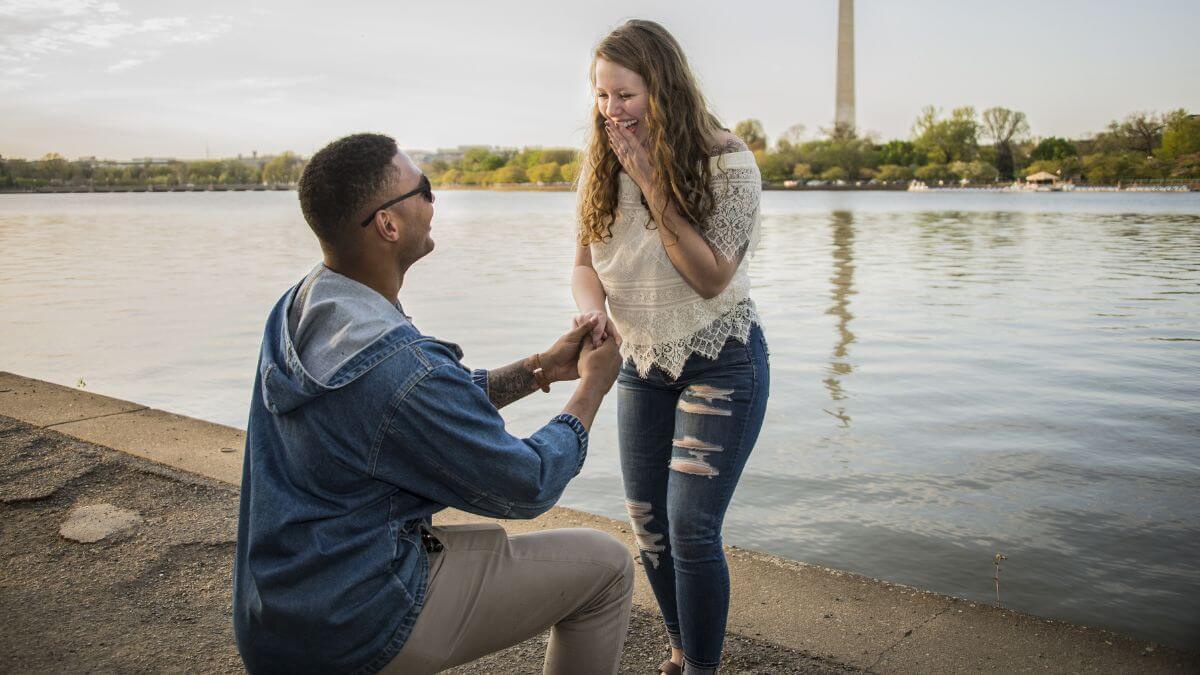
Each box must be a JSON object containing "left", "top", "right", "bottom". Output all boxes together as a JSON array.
[{"left": 618, "top": 323, "right": 769, "bottom": 674}]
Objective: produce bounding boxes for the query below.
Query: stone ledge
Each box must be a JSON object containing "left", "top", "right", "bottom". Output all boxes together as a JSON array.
[{"left": 1, "top": 372, "right": 1195, "bottom": 673}]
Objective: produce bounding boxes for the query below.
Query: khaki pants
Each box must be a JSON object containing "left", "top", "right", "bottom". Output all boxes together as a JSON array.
[{"left": 382, "top": 523, "right": 634, "bottom": 675}]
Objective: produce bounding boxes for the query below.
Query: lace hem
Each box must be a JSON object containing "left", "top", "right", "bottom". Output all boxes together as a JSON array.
[{"left": 621, "top": 299, "right": 760, "bottom": 379}]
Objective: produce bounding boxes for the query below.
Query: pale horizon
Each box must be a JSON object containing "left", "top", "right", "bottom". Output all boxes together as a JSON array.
[{"left": 2, "top": 0, "right": 1198, "bottom": 161}]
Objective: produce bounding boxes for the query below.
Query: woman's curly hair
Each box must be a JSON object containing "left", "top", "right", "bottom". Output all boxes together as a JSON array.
[{"left": 578, "top": 20, "right": 727, "bottom": 245}]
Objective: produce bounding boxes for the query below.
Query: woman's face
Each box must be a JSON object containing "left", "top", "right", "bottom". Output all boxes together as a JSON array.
[{"left": 594, "top": 57, "right": 649, "bottom": 144}]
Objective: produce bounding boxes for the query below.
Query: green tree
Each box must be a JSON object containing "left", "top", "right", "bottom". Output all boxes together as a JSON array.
[
  {"left": 819, "top": 166, "right": 847, "bottom": 181},
  {"left": 219, "top": 160, "right": 256, "bottom": 185},
  {"left": 1030, "top": 137, "right": 1078, "bottom": 162},
  {"left": 757, "top": 152, "right": 794, "bottom": 182},
  {"left": 914, "top": 163, "right": 952, "bottom": 183},
  {"left": 540, "top": 148, "right": 577, "bottom": 165},
  {"left": 878, "top": 140, "right": 919, "bottom": 167},
  {"left": 792, "top": 163, "right": 813, "bottom": 180},
  {"left": 1170, "top": 152, "right": 1200, "bottom": 178},
  {"left": 776, "top": 123, "right": 806, "bottom": 151},
  {"left": 1157, "top": 113, "right": 1200, "bottom": 161},
  {"left": 913, "top": 106, "right": 979, "bottom": 164},
  {"left": 462, "top": 147, "right": 508, "bottom": 172},
  {"left": 262, "top": 152, "right": 305, "bottom": 184},
  {"left": 981, "top": 107, "right": 1029, "bottom": 180},
  {"left": 187, "top": 160, "right": 223, "bottom": 185},
  {"left": 1141, "top": 156, "right": 1174, "bottom": 180},
  {"left": 38, "top": 153, "right": 69, "bottom": 184},
  {"left": 422, "top": 159, "right": 449, "bottom": 177},
  {"left": 560, "top": 159, "right": 581, "bottom": 183},
  {"left": 733, "top": 119, "right": 767, "bottom": 152},
  {"left": 527, "top": 162, "right": 562, "bottom": 183},
  {"left": 1092, "top": 111, "right": 1171, "bottom": 155},
  {"left": 876, "top": 164, "right": 913, "bottom": 182},
  {"left": 491, "top": 165, "right": 527, "bottom": 183},
  {"left": 1024, "top": 159, "right": 1061, "bottom": 176},
  {"left": 794, "top": 136, "right": 878, "bottom": 179},
  {"left": 965, "top": 160, "right": 999, "bottom": 183},
  {"left": 1081, "top": 152, "right": 1143, "bottom": 184},
  {"left": 508, "top": 147, "right": 544, "bottom": 169},
  {"left": 1118, "top": 111, "right": 1169, "bottom": 155},
  {"left": 436, "top": 169, "right": 463, "bottom": 185}
]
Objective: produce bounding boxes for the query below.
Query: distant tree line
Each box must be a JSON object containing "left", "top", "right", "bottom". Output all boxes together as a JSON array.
[
  {"left": 417, "top": 108, "right": 1198, "bottom": 187},
  {"left": 4, "top": 108, "right": 1196, "bottom": 190},
  {"left": 421, "top": 147, "right": 580, "bottom": 186},
  {"left": 0, "top": 152, "right": 305, "bottom": 190},
  {"left": 739, "top": 107, "right": 1200, "bottom": 185}
]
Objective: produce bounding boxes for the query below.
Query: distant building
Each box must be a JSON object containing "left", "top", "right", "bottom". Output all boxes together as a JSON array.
[
  {"left": 835, "top": 0, "right": 856, "bottom": 133},
  {"left": 93, "top": 157, "right": 178, "bottom": 168},
  {"left": 1025, "top": 171, "right": 1060, "bottom": 186},
  {"left": 232, "top": 152, "right": 274, "bottom": 169}
]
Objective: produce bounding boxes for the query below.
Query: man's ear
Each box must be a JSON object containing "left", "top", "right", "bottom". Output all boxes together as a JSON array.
[{"left": 373, "top": 210, "right": 402, "bottom": 242}]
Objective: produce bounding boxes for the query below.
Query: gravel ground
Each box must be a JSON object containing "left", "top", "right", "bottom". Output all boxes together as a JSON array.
[
  {"left": 0, "top": 415, "right": 855, "bottom": 674},
  {"left": 444, "top": 607, "right": 858, "bottom": 674}
]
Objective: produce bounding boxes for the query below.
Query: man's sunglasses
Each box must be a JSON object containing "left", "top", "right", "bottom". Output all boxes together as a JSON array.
[{"left": 359, "top": 174, "right": 435, "bottom": 227}]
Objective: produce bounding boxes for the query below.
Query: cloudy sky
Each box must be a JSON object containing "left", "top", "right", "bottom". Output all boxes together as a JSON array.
[{"left": 2, "top": 0, "right": 1198, "bottom": 160}]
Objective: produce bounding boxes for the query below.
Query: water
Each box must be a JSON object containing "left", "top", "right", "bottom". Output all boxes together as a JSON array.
[{"left": 2, "top": 190, "right": 1198, "bottom": 649}]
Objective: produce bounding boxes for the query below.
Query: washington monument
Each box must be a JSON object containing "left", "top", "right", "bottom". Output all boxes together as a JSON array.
[{"left": 836, "top": 0, "right": 856, "bottom": 132}]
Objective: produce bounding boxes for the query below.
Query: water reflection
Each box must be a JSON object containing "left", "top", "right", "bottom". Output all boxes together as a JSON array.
[{"left": 822, "top": 211, "right": 855, "bottom": 428}]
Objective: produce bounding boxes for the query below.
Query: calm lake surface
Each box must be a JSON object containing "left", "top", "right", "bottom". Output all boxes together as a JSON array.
[{"left": 2, "top": 190, "right": 1198, "bottom": 648}]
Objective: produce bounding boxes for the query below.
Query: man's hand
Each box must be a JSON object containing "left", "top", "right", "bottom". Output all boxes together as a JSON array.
[
  {"left": 577, "top": 334, "right": 621, "bottom": 393},
  {"left": 561, "top": 331, "right": 621, "bottom": 431},
  {"left": 541, "top": 316, "right": 600, "bottom": 382}
]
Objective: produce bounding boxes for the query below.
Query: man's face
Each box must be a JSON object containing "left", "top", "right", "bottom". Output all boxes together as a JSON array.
[{"left": 382, "top": 152, "right": 435, "bottom": 266}]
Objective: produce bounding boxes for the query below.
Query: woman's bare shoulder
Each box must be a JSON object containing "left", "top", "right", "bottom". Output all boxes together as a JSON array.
[{"left": 707, "top": 130, "right": 749, "bottom": 157}]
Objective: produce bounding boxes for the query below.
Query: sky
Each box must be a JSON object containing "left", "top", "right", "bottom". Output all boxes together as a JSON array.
[{"left": 2, "top": 0, "right": 1198, "bottom": 160}]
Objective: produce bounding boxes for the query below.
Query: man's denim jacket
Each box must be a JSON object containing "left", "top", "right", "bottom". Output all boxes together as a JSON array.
[{"left": 233, "top": 280, "right": 588, "bottom": 674}]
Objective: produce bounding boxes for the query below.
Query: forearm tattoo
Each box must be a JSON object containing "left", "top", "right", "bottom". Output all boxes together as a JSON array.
[{"left": 486, "top": 358, "right": 538, "bottom": 409}]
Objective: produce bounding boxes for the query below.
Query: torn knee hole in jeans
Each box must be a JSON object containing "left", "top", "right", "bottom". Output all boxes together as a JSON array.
[
  {"left": 625, "top": 500, "right": 664, "bottom": 569},
  {"left": 678, "top": 385, "right": 734, "bottom": 417},
  {"left": 670, "top": 436, "right": 723, "bottom": 477},
  {"left": 685, "top": 384, "right": 734, "bottom": 402}
]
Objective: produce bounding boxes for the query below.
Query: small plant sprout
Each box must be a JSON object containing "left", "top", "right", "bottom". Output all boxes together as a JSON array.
[
  {"left": 993, "top": 553, "right": 1008, "bottom": 607},
  {"left": 76, "top": 378, "right": 87, "bottom": 389}
]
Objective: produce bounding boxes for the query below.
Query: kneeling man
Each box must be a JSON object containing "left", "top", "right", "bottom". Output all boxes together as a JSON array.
[{"left": 233, "top": 133, "right": 632, "bottom": 674}]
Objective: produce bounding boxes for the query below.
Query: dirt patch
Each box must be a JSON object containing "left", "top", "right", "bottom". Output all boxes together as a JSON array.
[
  {"left": 0, "top": 417, "right": 240, "bottom": 673},
  {"left": 445, "top": 607, "right": 859, "bottom": 674}
]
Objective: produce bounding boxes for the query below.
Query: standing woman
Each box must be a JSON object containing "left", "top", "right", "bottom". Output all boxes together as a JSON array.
[{"left": 571, "top": 20, "right": 770, "bottom": 675}]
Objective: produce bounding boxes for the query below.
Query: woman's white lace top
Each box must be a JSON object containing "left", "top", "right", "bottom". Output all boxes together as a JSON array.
[{"left": 590, "top": 150, "right": 762, "bottom": 379}]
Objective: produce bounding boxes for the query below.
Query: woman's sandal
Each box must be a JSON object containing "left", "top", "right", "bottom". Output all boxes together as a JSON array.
[{"left": 658, "top": 659, "right": 683, "bottom": 675}]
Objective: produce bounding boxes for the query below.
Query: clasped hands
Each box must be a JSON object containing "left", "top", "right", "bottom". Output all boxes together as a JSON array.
[{"left": 538, "top": 313, "right": 622, "bottom": 386}]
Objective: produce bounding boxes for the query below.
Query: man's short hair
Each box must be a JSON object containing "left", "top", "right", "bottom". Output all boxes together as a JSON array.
[{"left": 298, "top": 133, "right": 399, "bottom": 244}]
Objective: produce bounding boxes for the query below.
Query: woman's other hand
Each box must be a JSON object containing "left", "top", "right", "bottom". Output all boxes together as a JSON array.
[{"left": 605, "top": 120, "right": 654, "bottom": 193}]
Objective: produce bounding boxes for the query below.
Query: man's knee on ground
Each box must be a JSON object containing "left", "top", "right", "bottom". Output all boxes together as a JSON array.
[{"left": 576, "top": 528, "right": 635, "bottom": 594}]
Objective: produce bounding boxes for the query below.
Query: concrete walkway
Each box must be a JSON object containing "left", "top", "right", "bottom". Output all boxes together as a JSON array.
[{"left": 1, "top": 371, "right": 1196, "bottom": 673}]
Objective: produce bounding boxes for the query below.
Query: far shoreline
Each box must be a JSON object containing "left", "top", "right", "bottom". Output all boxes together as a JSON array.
[{"left": 3, "top": 183, "right": 1195, "bottom": 195}]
